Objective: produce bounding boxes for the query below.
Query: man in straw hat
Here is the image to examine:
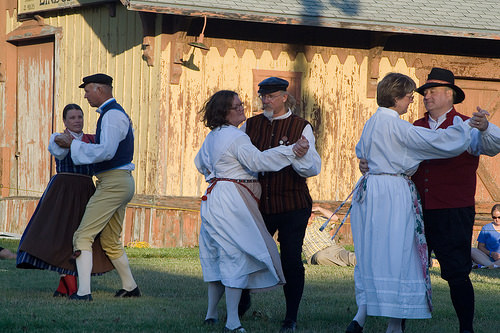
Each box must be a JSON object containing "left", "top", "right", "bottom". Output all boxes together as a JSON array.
[
  {"left": 240, "top": 77, "right": 321, "bottom": 332},
  {"left": 411, "top": 68, "right": 500, "bottom": 333}
]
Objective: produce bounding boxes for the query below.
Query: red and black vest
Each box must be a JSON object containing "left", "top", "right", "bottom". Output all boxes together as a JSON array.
[
  {"left": 245, "top": 114, "right": 312, "bottom": 214},
  {"left": 412, "top": 108, "right": 479, "bottom": 210}
]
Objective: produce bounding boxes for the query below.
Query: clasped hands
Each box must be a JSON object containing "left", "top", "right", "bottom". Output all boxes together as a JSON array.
[
  {"left": 53, "top": 129, "right": 74, "bottom": 148},
  {"left": 292, "top": 135, "right": 309, "bottom": 158},
  {"left": 469, "top": 106, "right": 489, "bottom": 131}
]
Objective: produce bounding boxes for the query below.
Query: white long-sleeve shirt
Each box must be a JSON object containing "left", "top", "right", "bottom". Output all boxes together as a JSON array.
[
  {"left": 466, "top": 120, "right": 500, "bottom": 157},
  {"left": 428, "top": 107, "right": 500, "bottom": 157},
  {"left": 69, "top": 98, "right": 134, "bottom": 171}
]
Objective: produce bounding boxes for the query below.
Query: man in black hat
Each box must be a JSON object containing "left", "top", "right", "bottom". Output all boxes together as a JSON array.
[
  {"left": 55, "top": 73, "right": 140, "bottom": 301},
  {"left": 412, "top": 68, "right": 500, "bottom": 333},
  {"left": 241, "top": 77, "right": 321, "bottom": 332},
  {"left": 78, "top": 73, "right": 113, "bottom": 88}
]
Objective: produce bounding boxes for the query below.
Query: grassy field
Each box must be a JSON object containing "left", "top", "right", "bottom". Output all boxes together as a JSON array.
[{"left": 0, "top": 239, "right": 499, "bottom": 333}]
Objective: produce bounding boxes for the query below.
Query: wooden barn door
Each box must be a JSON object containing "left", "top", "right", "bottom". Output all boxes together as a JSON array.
[
  {"left": 456, "top": 79, "right": 500, "bottom": 205},
  {"left": 16, "top": 37, "right": 54, "bottom": 195}
]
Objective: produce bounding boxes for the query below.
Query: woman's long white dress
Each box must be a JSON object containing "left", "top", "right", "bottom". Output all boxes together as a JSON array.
[
  {"left": 195, "top": 125, "right": 297, "bottom": 290},
  {"left": 351, "top": 107, "right": 471, "bottom": 319}
]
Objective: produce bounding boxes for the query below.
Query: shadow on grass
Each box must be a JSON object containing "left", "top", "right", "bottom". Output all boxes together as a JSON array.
[{"left": 1, "top": 241, "right": 499, "bottom": 332}]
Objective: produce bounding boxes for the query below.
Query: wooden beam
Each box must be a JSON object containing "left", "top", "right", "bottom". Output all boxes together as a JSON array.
[{"left": 139, "top": 11, "right": 156, "bottom": 66}]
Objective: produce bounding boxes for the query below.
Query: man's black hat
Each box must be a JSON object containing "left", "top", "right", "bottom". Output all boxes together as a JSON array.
[
  {"left": 79, "top": 73, "right": 113, "bottom": 88},
  {"left": 415, "top": 68, "right": 465, "bottom": 104},
  {"left": 258, "top": 77, "right": 289, "bottom": 95}
]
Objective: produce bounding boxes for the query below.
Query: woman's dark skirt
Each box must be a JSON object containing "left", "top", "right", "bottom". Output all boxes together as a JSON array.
[{"left": 17, "top": 173, "right": 114, "bottom": 275}]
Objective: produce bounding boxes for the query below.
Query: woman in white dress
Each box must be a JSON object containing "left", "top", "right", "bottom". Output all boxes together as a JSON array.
[
  {"left": 346, "top": 73, "right": 472, "bottom": 333},
  {"left": 195, "top": 90, "right": 309, "bottom": 333}
]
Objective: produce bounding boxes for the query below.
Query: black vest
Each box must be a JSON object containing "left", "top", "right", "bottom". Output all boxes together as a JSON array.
[{"left": 94, "top": 99, "right": 134, "bottom": 174}]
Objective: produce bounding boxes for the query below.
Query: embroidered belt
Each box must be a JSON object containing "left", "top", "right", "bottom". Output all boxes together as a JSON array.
[{"left": 202, "top": 178, "right": 260, "bottom": 203}]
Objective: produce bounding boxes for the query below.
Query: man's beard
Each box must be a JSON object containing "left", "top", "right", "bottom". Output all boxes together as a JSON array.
[{"left": 263, "top": 110, "right": 274, "bottom": 120}]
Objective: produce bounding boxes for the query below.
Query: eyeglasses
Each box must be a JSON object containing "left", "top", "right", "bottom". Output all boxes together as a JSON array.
[
  {"left": 492, "top": 216, "right": 500, "bottom": 220},
  {"left": 259, "top": 92, "right": 282, "bottom": 101},
  {"left": 230, "top": 103, "right": 244, "bottom": 110}
]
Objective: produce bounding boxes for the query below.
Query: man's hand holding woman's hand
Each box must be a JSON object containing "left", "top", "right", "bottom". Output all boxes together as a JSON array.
[
  {"left": 470, "top": 106, "right": 490, "bottom": 131},
  {"left": 359, "top": 158, "right": 369, "bottom": 175},
  {"left": 293, "top": 135, "right": 309, "bottom": 157},
  {"left": 54, "top": 130, "right": 74, "bottom": 148}
]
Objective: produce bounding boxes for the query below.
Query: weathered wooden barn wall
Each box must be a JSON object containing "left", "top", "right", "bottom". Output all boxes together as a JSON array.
[
  {"left": 0, "top": 198, "right": 37, "bottom": 235},
  {"left": 0, "top": 4, "right": 188, "bottom": 245},
  {"left": 45, "top": 5, "right": 164, "bottom": 197},
  {"left": 161, "top": 36, "right": 422, "bottom": 201},
  {"left": 123, "top": 197, "right": 201, "bottom": 247},
  {"left": 156, "top": 23, "right": 500, "bottom": 205},
  {"left": 0, "top": 196, "right": 202, "bottom": 247},
  {"left": 0, "top": 0, "right": 18, "bottom": 198},
  {"left": 2, "top": 4, "right": 163, "bottom": 196},
  {"left": 1, "top": 4, "right": 499, "bottom": 247}
]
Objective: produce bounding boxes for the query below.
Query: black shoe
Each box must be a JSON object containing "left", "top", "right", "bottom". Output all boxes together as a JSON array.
[
  {"left": 53, "top": 291, "right": 68, "bottom": 298},
  {"left": 223, "top": 326, "right": 246, "bottom": 333},
  {"left": 238, "top": 289, "right": 251, "bottom": 317},
  {"left": 203, "top": 318, "right": 218, "bottom": 325},
  {"left": 346, "top": 320, "right": 363, "bottom": 333},
  {"left": 69, "top": 293, "right": 92, "bottom": 301},
  {"left": 114, "top": 286, "right": 141, "bottom": 297},
  {"left": 280, "top": 319, "right": 297, "bottom": 333}
]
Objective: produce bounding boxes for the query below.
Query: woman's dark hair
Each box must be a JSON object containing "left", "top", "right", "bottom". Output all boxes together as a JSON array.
[
  {"left": 200, "top": 90, "right": 238, "bottom": 130},
  {"left": 377, "top": 73, "right": 416, "bottom": 108},
  {"left": 491, "top": 204, "right": 500, "bottom": 216},
  {"left": 63, "top": 103, "right": 83, "bottom": 120}
]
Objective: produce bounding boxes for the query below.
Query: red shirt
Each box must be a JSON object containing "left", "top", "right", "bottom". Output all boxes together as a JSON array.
[{"left": 412, "top": 107, "right": 479, "bottom": 209}]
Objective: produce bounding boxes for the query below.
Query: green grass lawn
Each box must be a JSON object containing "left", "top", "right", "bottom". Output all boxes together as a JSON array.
[{"left": 0, "top": 239, "right": 498, "bottom": 332}]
